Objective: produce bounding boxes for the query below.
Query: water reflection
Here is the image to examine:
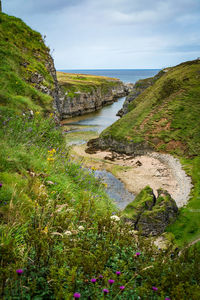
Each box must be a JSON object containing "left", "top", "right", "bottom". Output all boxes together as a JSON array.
[{"left": 62, "top": 96, "right": 126, "bottom": 133}]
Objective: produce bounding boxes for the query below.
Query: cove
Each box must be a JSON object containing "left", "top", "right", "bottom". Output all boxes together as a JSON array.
[{"left": 63, "top": 95, "right": 136, "bottom": 208}]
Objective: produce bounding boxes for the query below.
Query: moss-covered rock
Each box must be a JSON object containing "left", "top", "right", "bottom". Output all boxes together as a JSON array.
[{"left": 123, "top": 186, "right": 178, "bottom": 236}]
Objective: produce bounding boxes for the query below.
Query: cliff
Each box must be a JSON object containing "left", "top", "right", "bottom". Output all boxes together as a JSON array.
[
  {"left": 88, "top": 59, "right": 200, "bottom": 157},
  {"left": 0, "top": 13, "right": 60, "bottom": 114},
  {"left": 117, "top": 70, "right": 165, "bottom": 117},
  {"left": 86, "top": 59, "right": 200, "bottom": 245},
  {"left": 57, "top": 72, "right": 128, "bottom": 119}
]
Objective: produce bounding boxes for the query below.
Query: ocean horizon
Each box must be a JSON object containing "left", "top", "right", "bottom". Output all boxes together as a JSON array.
[{"left": 58, "top": 69, "right": 160, "bottom": 83}]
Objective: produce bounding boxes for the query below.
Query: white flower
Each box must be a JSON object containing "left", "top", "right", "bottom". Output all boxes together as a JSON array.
[
  {"left": 110, "top": 215, "right": 120, "bottom": 222},
  {"left": 78, "top": 226, "right": 84, "bottom": 231},
  {"left": 64, "top": 230, "right": 72, "bottom": 236}
]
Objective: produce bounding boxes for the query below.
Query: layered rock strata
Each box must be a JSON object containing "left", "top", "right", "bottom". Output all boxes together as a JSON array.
[{"left": 58, "top": 81, "right": 128, "bottom": 119}]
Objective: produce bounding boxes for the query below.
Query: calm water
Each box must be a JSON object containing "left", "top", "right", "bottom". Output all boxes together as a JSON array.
[
  {"left": 61, "top": 69, "right": 160, "bottom": 132},
  {"left": 59, "top": 69, "right": 160, "bottom": 83},
  {"left": 63, "top": 69, "right": 160, "bottom": 208}
]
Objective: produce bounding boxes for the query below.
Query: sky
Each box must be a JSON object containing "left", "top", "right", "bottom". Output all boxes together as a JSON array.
[{"left": 3, "top": 0, "right": 200, "bottom": 69}]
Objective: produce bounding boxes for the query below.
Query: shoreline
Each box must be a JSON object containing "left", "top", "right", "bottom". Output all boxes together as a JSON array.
[{"left": 72, "top": 144, "right": 193, "bottom": 208}]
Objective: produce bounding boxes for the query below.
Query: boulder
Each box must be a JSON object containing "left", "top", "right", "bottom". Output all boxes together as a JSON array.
[{"left": 123, "top": 186, "right": 178, "bottom": 236}]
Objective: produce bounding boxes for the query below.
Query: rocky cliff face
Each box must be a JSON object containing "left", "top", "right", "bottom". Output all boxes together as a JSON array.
[
  {"left": 0, "top": 13, "right": 60, "bottom": 114},
  {"left": 117, "top": 70, "right": 165, "bottom": 117},
  {"left": 123, "top": 186, "right": 178, "bottom": 236},
  {"left": 58, "top": 77, "right": 128, "bottom": 119}
]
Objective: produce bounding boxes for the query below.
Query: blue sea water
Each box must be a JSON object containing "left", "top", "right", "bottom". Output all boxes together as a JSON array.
[{"left": 59, "top": 69, "right": 160, "bottom": 83}]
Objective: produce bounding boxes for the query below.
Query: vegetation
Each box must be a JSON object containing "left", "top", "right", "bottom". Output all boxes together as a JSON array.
[
  {"left": 100, "top": 59, "right": 200, "bottom": 246},
  {"left": 57, "top": 71, "right": 121, "bottom": 97},
  {"left": 0, "top": 13, "right": 55, "bottom": 113},
  {"left": 1, "top": 11, "right": 200, "bottom": 299}
]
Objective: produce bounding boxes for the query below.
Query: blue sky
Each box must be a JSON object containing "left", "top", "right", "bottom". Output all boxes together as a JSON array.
[{"left": 3, "top": 0, "right": 200, "bottom": 69}]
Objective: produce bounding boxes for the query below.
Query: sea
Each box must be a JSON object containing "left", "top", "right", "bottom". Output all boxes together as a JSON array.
[{"left": 59, "top": 69, "right": 160, "bottom": 84}]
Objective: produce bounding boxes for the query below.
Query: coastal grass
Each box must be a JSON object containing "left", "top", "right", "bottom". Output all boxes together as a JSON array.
[
  {"left": 100, "top": 59, "right": 200, "bottom": 246},
  {"left": 1, "top": 11, "right": 200, "bottom": 299},
  {"left": 1, "top": 109, "right": 200, "bottom": 299},
  {"left": 57, "top": 71, "right": 121, "bottom": 97},
  {"left": 0, "top": 13, "right": 54, "bottom": 113}
]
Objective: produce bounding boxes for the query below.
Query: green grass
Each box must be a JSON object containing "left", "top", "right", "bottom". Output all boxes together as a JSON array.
[
  {"left": 57, "top": 71, "right": 121, "bottom": 96},
  {"left": 1, "top": 109, "right": 200, "bottom": 299},
  {"left": 99, "top": 59, "right": 200, "bottom": 245},
  {"left": 1, "top": 12, "right": 200, "bottom": 299},
  {"left": 0, "top": 13, "right": 54, "bottom": 113}
]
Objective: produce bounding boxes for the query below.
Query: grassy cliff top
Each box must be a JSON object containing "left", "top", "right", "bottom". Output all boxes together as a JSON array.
[
  {"left": 100, "top": 59, "right": 200, "bottom": 245},
  {"left": 0, "top": 13, "right": 55, "bottom": 113},
  {"left": 57, "top": 71, "right": 121, "bottom": 96},
  {"left": 101, "top": 59, "right": 200, "bottom": 158}
]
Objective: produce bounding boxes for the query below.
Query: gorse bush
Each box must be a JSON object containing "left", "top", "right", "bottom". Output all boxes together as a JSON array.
[{"left": 0, "top": 110, "right": 200, "bottom": 299}]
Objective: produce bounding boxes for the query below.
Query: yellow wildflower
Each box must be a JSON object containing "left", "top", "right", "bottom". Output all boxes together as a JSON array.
[{"left": 42, "top": 226, "right": 48, "bottom": 234}]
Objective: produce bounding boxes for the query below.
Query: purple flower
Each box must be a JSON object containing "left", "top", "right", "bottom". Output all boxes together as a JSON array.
[
  {"left": 120, "top": 286, "right": 125, "bottom": 290},
  {"left": 108, "top": 279, "right": 115, "bottom": 285},
  {"left": 135, "top": 252, "right": 141, "bottom": 256},
  {"left": 16, "top": 269, "right": 23, "bottom": 275},
  {"left": 0, "top": 183, "right": 2, "bottom": 188},
  {"left": 152, "top": 286, "right": 158, "bottom": 291},
  {"left": 91, "top": 278, "right": 97, "bottom": 283},
  {"left": 73, "top": 292, "right": 81, "bottom": 299},
  {"left": 103, "top": 289, "right": 109, "bottom": 294},
  {"left": 116, "top": 271, "right": 121, "bottom": 276},
  {"left": 165, "top": 298, "right": 171, "bottom": 300},
  {"left": 99, "top": 275, "right": 103, "bottom": 279}
]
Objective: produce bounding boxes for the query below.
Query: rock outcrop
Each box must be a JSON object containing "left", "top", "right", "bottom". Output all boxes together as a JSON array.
[
  {"left": 117, "top": 70, "right": 165, "bottom": 117},
  {"left": 123, "top": 186, "right": 178, "bottom": 236},
  {"left": 86, "top": 136, "right": 152, "bottom": 155},
  {"left": 58, "top": 79, "right": 128, "bottom": 119}
]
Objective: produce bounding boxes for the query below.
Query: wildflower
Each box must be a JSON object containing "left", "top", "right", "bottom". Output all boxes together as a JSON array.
[
  {"left": 120, "top": 286, "right": 125, "bottom": 290},
  {"left": 165, "top": 298, "right": 171, "bottom": 300},
  {"left": 42, "top": 226, "right": 48, "bottom": 234},
  {"left": 116, "top": 271, "right": 121, "bottom": 276},
  {"left": 73, "top": 292, "right": 81, "bottom": 299},
  {"left": 64, "top": 230, "right": 72, "bottom": 236},
  {"left": 135, "top": 252, "right": 141, "bottom": 256},
  {"left": 0, "top": 183, "right": 2, "bottom": 188},
  {"left": 99, "top": 275, "right": 103, "bottom": 279},
  {"left": 35, "top": 111, "right": 40, "bottom": 115},
  {"left": 91, "top": 278, "right": 97, "bottom": 283},
  {"left": 110, "top": 215, "right": 120, "bottom": 222},
  {"left": 50, "top": 113, "right": 54, "bottom": 117},
  {"left": 152, "top": 286, "right": 158, "bottom": 291},
  {"left": 16, "top": 269, "right": 23, "bottom": 275},
  {"left": 47, "top": 157, "right": 54, "bottom": 162},
  {"left": 103, "top": 289, "right": 109, "bottom": 294},
  {"left": 108, "top": 279, "right": 115, "bottom": 285},
  {"left": 78, "top": 225, "right": 84, "bottom": 231}
]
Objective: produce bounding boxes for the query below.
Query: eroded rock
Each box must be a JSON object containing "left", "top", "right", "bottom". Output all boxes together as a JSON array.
[{"left": 123, "top": 186, "right": 178, "bottom": 236}]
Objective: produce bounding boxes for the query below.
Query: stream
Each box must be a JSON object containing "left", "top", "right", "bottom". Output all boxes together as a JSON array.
[
  {"left": 63, "top": 96, "right": 136, "bottom": 210},
  {"left": 62, "top": 69, "right": 160, "bottom": 209}
]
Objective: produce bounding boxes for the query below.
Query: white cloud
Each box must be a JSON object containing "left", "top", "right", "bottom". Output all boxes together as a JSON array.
[{"left": 3, "top": 0, "right": 200, "bottom": 69}]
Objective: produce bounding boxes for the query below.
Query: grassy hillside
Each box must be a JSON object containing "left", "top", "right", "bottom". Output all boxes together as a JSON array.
[
  {"left": 100, "top": 59, "right": 200, "bottom": 245},
  {"left": 0, "top": 13, "right": 56, "bottom": 114},
  {"left": 1, "top": 12, "right": 200, "bottom": 299},
  {"left": 57, "top": 71, "right": 121, "bottom": 97}
]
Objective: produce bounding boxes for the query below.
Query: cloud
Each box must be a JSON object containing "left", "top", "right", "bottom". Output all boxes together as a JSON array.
[{"left": 3, "top": 0, "right": 200, "bottom": 69}]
